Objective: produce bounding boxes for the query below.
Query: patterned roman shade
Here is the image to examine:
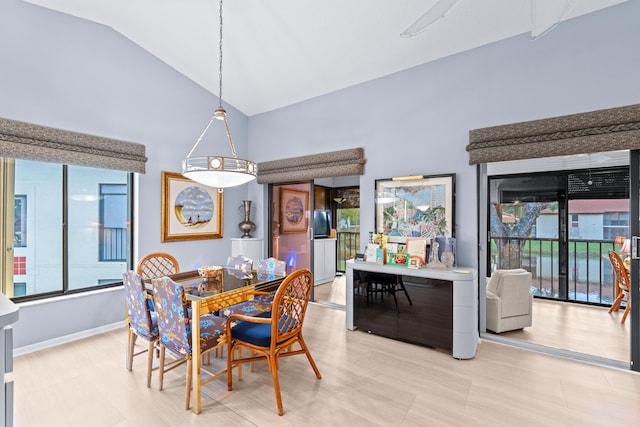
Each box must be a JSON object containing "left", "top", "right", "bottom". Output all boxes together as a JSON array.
[
  {"left": 257, "top": 147, "right": 366, "bottom": 184},
  {"left": 0, "top": 117, "right": 147, "bottom": 173},
  {"left": 467, "top": 104, "right": 640, "bottom": 165}
]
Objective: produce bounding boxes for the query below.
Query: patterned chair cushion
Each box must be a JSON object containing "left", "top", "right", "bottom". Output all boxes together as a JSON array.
[
  {"left": 226, "top": 255, "right": 253, "bottom": 272},
  {"left": 152, "top": 276, "right": 225, "bottom": 357},
  {"left": 123, "top": 271, "right": 158, "bottom": 341},
  {"left": 256, "top": 257, "right": 287, "bottom": 275},
  {"left": 220, "top": 292, "right": 274, "bottom": 318}
]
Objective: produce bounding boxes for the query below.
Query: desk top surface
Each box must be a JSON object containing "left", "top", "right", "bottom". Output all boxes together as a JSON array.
[{"left": 346, "top": 259, "right": 477, "bottom": 281}]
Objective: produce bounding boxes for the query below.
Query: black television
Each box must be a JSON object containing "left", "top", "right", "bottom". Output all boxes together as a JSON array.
[{"left": 313, "top": 210, "right": 332, "bottom": 238}]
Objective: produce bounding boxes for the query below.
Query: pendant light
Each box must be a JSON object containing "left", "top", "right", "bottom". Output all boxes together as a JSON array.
[{"left": 182, "top": 0, "right": 257, "bottom": 188}]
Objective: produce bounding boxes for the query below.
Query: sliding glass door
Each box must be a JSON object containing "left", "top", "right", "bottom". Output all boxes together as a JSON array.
[
  {"left": 489, "top": 173, "right": 567, "bottom": 300},
  {"left": 489, "top": 167, "right": 629, "bottom": 305}
]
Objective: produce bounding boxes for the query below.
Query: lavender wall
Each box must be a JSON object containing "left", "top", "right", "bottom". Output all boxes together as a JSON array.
[
  {"left": 247, "top": 0, "right": 640, "bottom": 268},
  {"left": 1, "top": 0, "right": 639, "bottom": 348},
  {"left": 0, "top": 0, "right": 250, "bottom": 348}
]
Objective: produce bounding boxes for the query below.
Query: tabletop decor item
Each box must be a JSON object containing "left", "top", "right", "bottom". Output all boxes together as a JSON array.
[{"left": 238, "top": 200, "right": 256, "bottom": 238}]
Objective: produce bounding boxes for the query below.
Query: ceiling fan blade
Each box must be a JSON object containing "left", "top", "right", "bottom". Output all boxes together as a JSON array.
[
  {"left": 400, "top": 0, "right": 462, "bottom": 38},
  {"left": 530, "top": 0, "right": 577, "bottom": 40}
]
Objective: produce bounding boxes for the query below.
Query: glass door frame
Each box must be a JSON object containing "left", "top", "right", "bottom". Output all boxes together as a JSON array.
[
  {"left": 479, "top": 155, "right": 640, "bottom": 371},
  {"left": 267, "top": 181, "right": 315, "bottom": 300},
  {"left": 629, "top": 150, "right": 639, "bottom": 371}
]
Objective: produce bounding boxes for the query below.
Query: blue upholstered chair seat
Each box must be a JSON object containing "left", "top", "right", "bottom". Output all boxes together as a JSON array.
[{"left": 230, "top": 312, "right": 281, "bottom": 348}]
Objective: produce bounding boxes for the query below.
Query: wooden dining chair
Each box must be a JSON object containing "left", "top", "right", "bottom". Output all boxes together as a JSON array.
[
  {"left": 151, "top": 276, "right": 228, "bottom": 413},
  {"left": 608, "top": 251, "right": 631, "bottom": 323},
  {"left": 226, "top": 268, "right": 321, "bottom": 416},
  {"left": 136, "top": 252, "right": 180, "bottom": 281}
]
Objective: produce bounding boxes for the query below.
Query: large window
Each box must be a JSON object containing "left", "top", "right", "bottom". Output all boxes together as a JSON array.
[{"left": 10, "top": 159, "right": 132, "bottom": 299}]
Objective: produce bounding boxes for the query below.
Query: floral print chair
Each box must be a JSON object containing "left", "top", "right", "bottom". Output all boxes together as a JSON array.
[
  {"left": 123, "top": 271, "right": 158, "bottom": 388},
  {"left": 226, "top": 254, "right": 253, "bottom": 272},
  {"left": 220, "top": 257, "right": 287, "bottom": 319},
  {"left": 152, "top": 276, "right": 228, "bottom": 412}
]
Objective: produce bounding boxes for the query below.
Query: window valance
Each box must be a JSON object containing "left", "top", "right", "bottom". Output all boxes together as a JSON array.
[
  {"left": 257, "top": 148, "right": 366, "bottom": 184},
  {"left": 0, "top": 117, "right": 147, "bottom": 173},
  {"left": 466, "top": 104, "right": 640, "bottom": 165}
]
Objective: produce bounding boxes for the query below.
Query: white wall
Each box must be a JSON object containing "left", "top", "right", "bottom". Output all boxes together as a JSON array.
[{"left": 1, "top": 0, "right": 639, "bottom": 348}]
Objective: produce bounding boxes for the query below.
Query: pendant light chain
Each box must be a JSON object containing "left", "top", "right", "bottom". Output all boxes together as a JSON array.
[
  {"left": 181, "top": 0, "right": 257, "bottom": 188},
  {"left": 218, "top": 0, "right": 224, "bottom": 110}
]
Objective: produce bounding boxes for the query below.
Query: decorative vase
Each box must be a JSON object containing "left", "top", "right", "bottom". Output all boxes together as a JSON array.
[
  {"left": 239, "top": 200, "right": 256, "bottom": 238},
  {"left": 440, "top": 237, "right": 455, "bottom": 268}
]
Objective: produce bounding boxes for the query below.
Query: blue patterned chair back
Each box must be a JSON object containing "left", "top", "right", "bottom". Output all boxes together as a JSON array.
[
  {"left": 257, "top": 257, "right": 287, "bottom": 275},
  {"left": 226, "top": 255, "right": 253, "bottom": 272},
  {"left": 152, "top": 276, "right": 192, "bottom": 357},
  {"left": 123, "top": 271, "right": 157, "bottom": 341}
]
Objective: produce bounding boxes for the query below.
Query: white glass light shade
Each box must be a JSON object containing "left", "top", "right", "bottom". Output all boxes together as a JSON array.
[{"left": 182, "top": 156, "right": 257, "bottom": 188}]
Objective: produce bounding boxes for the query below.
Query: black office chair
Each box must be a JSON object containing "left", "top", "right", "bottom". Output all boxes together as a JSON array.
[{"left": 366, "top": 272, "right": 412, "bottom": 312}]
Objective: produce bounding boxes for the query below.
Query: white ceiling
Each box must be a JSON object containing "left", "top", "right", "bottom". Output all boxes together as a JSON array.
[{"left": 24, "top": 0, "right": 627, "bottom": 117}]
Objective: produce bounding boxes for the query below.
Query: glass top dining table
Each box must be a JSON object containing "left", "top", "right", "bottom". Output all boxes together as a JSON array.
[
  {"left": 167, "top": 267, "right": 287, "bottom": 313},
  {"left": 158, "top": 267, "right": 287, "bottom": 415}
]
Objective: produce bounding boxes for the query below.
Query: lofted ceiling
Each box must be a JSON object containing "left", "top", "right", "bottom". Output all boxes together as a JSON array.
[{"left": 24, "top": 0, "right": 627, "bottom": 117}]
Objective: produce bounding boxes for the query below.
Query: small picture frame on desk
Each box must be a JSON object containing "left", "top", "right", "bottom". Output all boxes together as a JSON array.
[{"left": 408, "top": 257, "right": 421, "bottom": 269}]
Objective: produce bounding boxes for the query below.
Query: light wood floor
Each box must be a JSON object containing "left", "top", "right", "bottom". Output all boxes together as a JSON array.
[
  {"left": 14, "top": 303, "right": 640, "bottom": 426},
  {"left": 315, "top": 275, "right": 630, "bottom": 363}
]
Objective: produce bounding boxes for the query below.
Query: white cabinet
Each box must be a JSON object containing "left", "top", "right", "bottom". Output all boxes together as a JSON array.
[
  {"left": 314, "top": 238, "right": 336, "bottom": 285},
  {"left": 230, "top": 238, "right": 264, "bottom": 263}
]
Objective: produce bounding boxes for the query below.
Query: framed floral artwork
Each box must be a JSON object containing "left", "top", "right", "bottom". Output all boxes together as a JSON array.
[
  {"left": 161, "top": 171, "right": 223, "bottom": 242},
  {"left": 375, "top": 173, "right": 455, "bottom": 243},
  {"left": 280, "top": 188, "right": 309, "bottom": 234}
]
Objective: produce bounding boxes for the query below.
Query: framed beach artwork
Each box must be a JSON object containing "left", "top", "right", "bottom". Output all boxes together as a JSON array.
[
  {"left": 375, "top": 173, "right": 455, "bottom": 243},
  {"left": 161, "top": 171, "right": 223, "bottom": 242}
]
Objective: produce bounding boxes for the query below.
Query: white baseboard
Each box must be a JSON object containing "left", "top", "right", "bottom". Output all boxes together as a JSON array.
[{"left": 13, "top": 321, "right": 124, "bottom": 357}]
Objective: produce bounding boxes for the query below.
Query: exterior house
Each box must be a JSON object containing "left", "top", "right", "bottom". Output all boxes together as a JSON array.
[{"left": 536, "top": 199, "right": 630, "bottom": 240}]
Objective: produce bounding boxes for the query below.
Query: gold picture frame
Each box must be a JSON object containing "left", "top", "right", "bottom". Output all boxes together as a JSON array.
[
  {"left": 161, "top": 171, "right": 223, "bottom": 242},
  {"left": 280, "top": 188, "right": 309, "bottom": 234}
]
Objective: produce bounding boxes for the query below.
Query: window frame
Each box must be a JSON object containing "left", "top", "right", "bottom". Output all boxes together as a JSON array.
[{"left": 6, "top": 160, "right": 134, "bottom": 303}]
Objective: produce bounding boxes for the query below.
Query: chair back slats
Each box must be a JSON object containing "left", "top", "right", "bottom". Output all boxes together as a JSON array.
[
  {"left": 137, "top": 252, "right": 180, "bottom": 281},
  {"left": 152, "top": 277, "right": 191, "bottom": 356},
  {"left": 123, "top": 271, "right": 157, "bottom": 340},
  {"left": 272, "top": 269, "right": 312, "bottom": 343},
  {"left": 609, "top": 251, "right": 630, "bottom": 291}
]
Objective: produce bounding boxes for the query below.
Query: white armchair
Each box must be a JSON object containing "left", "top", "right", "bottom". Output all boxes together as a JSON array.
[{"left": 486, "top": 269, "right": 533, "bottom": 333}]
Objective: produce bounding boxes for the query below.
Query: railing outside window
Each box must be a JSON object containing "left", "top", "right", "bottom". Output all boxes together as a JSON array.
[
  {"left": 490, "top": 236, "right": 617, "bottom": 305},
  {"left": 100, "top": 227, "right": 127, "bottom": 262},
  {"left": 336, "top": 231, "right": 360, "bottom": 272}
]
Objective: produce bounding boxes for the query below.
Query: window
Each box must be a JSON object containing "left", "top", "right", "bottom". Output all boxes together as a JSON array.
[
  {"left": 14, "top": 195, "right": 26, "bottom": 247},
  {"left": 9, "top": 159, "right": 132, "bottom": 299},
  {"left": 99, "top": 184, "right": 128, "bottom": 262}
]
